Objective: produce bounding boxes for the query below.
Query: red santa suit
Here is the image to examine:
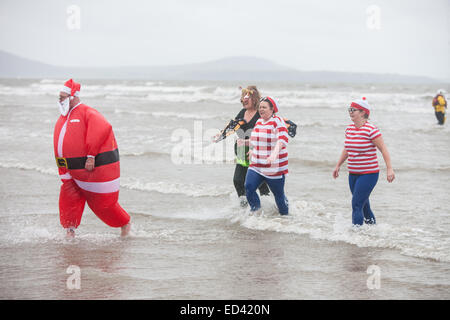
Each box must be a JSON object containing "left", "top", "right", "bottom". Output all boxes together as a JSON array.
[{"left": 54, "top": 79, "right": 130, "bottom": 229}]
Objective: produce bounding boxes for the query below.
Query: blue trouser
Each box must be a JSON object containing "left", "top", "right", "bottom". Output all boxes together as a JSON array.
[
  {"left": 348, "top": 173, "right": 379, "bottom": 225},
  {"left": 245, "top": 169, "right": 289, "bottom": 215}
]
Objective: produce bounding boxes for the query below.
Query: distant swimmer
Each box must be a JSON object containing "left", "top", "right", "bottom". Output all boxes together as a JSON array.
[
  {"left": 432, "top": 89, "right": 447, "bottom": 125},
  {"left": 53, "top": 79, "right": 131, "bottom": 238},
  {"left": 245, "top": 97, "right": 289, "bottom": 215},
  {"left": 332, "top": 97, "right": 395, "bottom": 226}
]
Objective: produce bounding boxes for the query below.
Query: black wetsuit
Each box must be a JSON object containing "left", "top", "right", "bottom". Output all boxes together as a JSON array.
[{"left": 233, "top": 109, "right": 270, "bottom": 197}]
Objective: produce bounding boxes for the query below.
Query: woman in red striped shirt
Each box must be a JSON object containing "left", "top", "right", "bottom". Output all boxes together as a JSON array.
[
  {"left": 245, "top": 97, "right": 289, "bottom": 215},
  {"left": 332, "top": 97, "right": 395, "bottom": 226}
]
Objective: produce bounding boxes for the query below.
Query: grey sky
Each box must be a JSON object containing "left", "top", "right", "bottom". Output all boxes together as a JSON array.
[{"left": 1, "top": 0, "right": 448, "bottom": 80}]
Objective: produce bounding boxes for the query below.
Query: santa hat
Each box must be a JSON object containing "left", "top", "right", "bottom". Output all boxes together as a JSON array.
[
  {"left": 351, "top": 97, "right": 371, "bottom": 116},
  {"left": 261, "top": 96, "right": 279, "bottom": 113},
  {"left": 60, "top": 79, "right": 80, "bottom": 97}
]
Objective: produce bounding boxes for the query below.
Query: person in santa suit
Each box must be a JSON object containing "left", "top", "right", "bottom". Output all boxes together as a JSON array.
[{"left": 54, "top": 79, "right": 131, "bottom": 238}]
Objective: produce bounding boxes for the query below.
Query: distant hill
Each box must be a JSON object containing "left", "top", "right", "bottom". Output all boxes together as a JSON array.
[
  {"left": 0, "top": 50, "right": 62, "bottom": 78},
  {"left": 0, "top": 50, "right": 440, "bottom": 83}
]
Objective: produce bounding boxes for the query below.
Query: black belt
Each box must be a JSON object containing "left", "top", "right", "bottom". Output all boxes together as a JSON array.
[{"left": 56, "top": 149, "right": 119, "bottom": 169}]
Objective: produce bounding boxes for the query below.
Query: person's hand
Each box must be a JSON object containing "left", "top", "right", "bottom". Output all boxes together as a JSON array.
[
  {"left": 247, "top": 149, "right": 253, "bottom": 160},
  {"left": 266, "top": 153, "right": 277, "bottom": 164},
  {"left": 387, "top": 168, "right": 395, "bottom": 183},
  {"left": 212, "top": 133, "right": 222, "bottom": 143},
  {"left": 332, "top": 166, "right": 340, "bottom": 179},
  {"left": 85, "top": 157, "right": 95, "bottom": 171},
  {"left": 237, "top": 139, "right": 245, "bottom": 147}
]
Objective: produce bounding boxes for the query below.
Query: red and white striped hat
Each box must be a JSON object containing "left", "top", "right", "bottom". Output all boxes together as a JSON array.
[
  {"left": 261, "top": 96, "right": 279, "bottom": 113},
  {"left": 351, "top": 97, "right": 371, "bottom": 116},
  {"left": 60, "top": 79, "right": 80, "bottom": 97}
]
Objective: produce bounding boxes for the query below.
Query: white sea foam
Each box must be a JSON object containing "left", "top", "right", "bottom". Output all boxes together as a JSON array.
[
  {"left": 121, "top": 193, "right": 450, "bottom": 263},
  {"left": 151, "top": 111, "right": 220, "bottom": 120},
  {"left": 4, "top": 226, "right": 60, "bottom": 243},
  {"left": 0, "top": 162, "right": 57, "bottom": 176},
  {"left": 39, "top": 79, "right": 61, "bottom": 84},
  {"left": 121, "top": 179, "right": 233, "bottom": 198},
  {"left": 0, "top": 224, "right": 124, "bottom": 245},
  {"left": 0, "top": 161, "right": 238, "bottom": 197},
  {"left": 228, "top": 199, "right": 450, "bottom": 262},
  {"left": 1, "top": 160, "right": 448, "bottom": 262},
  {"left": 0, "top": 80, "right": 439, "bottom": 116}
]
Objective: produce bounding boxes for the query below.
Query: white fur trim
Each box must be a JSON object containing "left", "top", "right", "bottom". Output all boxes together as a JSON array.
[
  {"left": 61, "top": 86, "right": 80, "bottom": 96},
  {"left": 74, "top": 178, "right": 120, "bottom": 194},
  {"left": 59, "top": 173, "right": 72, "bottom": 180}
]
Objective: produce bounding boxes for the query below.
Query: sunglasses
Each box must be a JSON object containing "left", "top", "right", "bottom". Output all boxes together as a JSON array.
[
  {"left": 242, "top": 89, "right": 254, "bottom": 96},
  {"left": 348, "top": 107, "right": 361, "bottom": 113}
]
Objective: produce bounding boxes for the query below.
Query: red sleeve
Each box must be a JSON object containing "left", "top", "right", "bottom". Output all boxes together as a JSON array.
[
  {"left": 84, "top": 107, "right": 113, "bottom": 156},
  {"left": 276, "top": 117, "right": 289, "bottom": 146},
  {"left": 369, "top": 127, "right": 382, "bottom": 141}
]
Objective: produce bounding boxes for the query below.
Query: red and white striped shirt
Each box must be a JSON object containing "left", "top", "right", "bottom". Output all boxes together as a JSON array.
[
  {"left": 249, "top": 115, "right": 289, "bottom": 178},
  {"left": 345, "top": 122, "right": 382, "bottom": 174}
]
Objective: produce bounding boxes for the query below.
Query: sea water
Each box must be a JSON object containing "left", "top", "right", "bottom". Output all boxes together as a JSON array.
[{"left": 0, "top": 78, "right": 449, "bottom": 299}]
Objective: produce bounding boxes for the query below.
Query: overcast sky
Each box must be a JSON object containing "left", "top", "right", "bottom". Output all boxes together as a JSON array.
[{"left": 0, "top": 0, "right": 448, "bottom": 80}]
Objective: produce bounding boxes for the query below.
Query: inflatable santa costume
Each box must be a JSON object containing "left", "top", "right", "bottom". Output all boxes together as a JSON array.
[{"left": 54, "top": 79, "right": 130, "bottom": 233}]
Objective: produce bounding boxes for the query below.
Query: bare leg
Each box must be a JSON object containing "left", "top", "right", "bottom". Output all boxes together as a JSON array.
[
  {"left": 121, "top": 222, "right": 131, "bottom": 237},
  {"left": 66, "top": 227, "right": 75, "bottom": 239}
]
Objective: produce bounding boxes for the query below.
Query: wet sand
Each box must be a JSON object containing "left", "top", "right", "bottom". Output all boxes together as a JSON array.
[{"left": 0, "top": 168, "right": 449, "bottom": 300}]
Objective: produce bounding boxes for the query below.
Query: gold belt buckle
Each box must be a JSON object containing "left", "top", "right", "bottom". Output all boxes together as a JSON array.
[{"left": 56, "top": 157, "right": 68, "bottom": 168}]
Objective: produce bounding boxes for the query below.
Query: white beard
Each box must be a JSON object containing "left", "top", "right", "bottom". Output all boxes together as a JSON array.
[{"left": 58, "top": 98, "right": 70, "bottom": 116}]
